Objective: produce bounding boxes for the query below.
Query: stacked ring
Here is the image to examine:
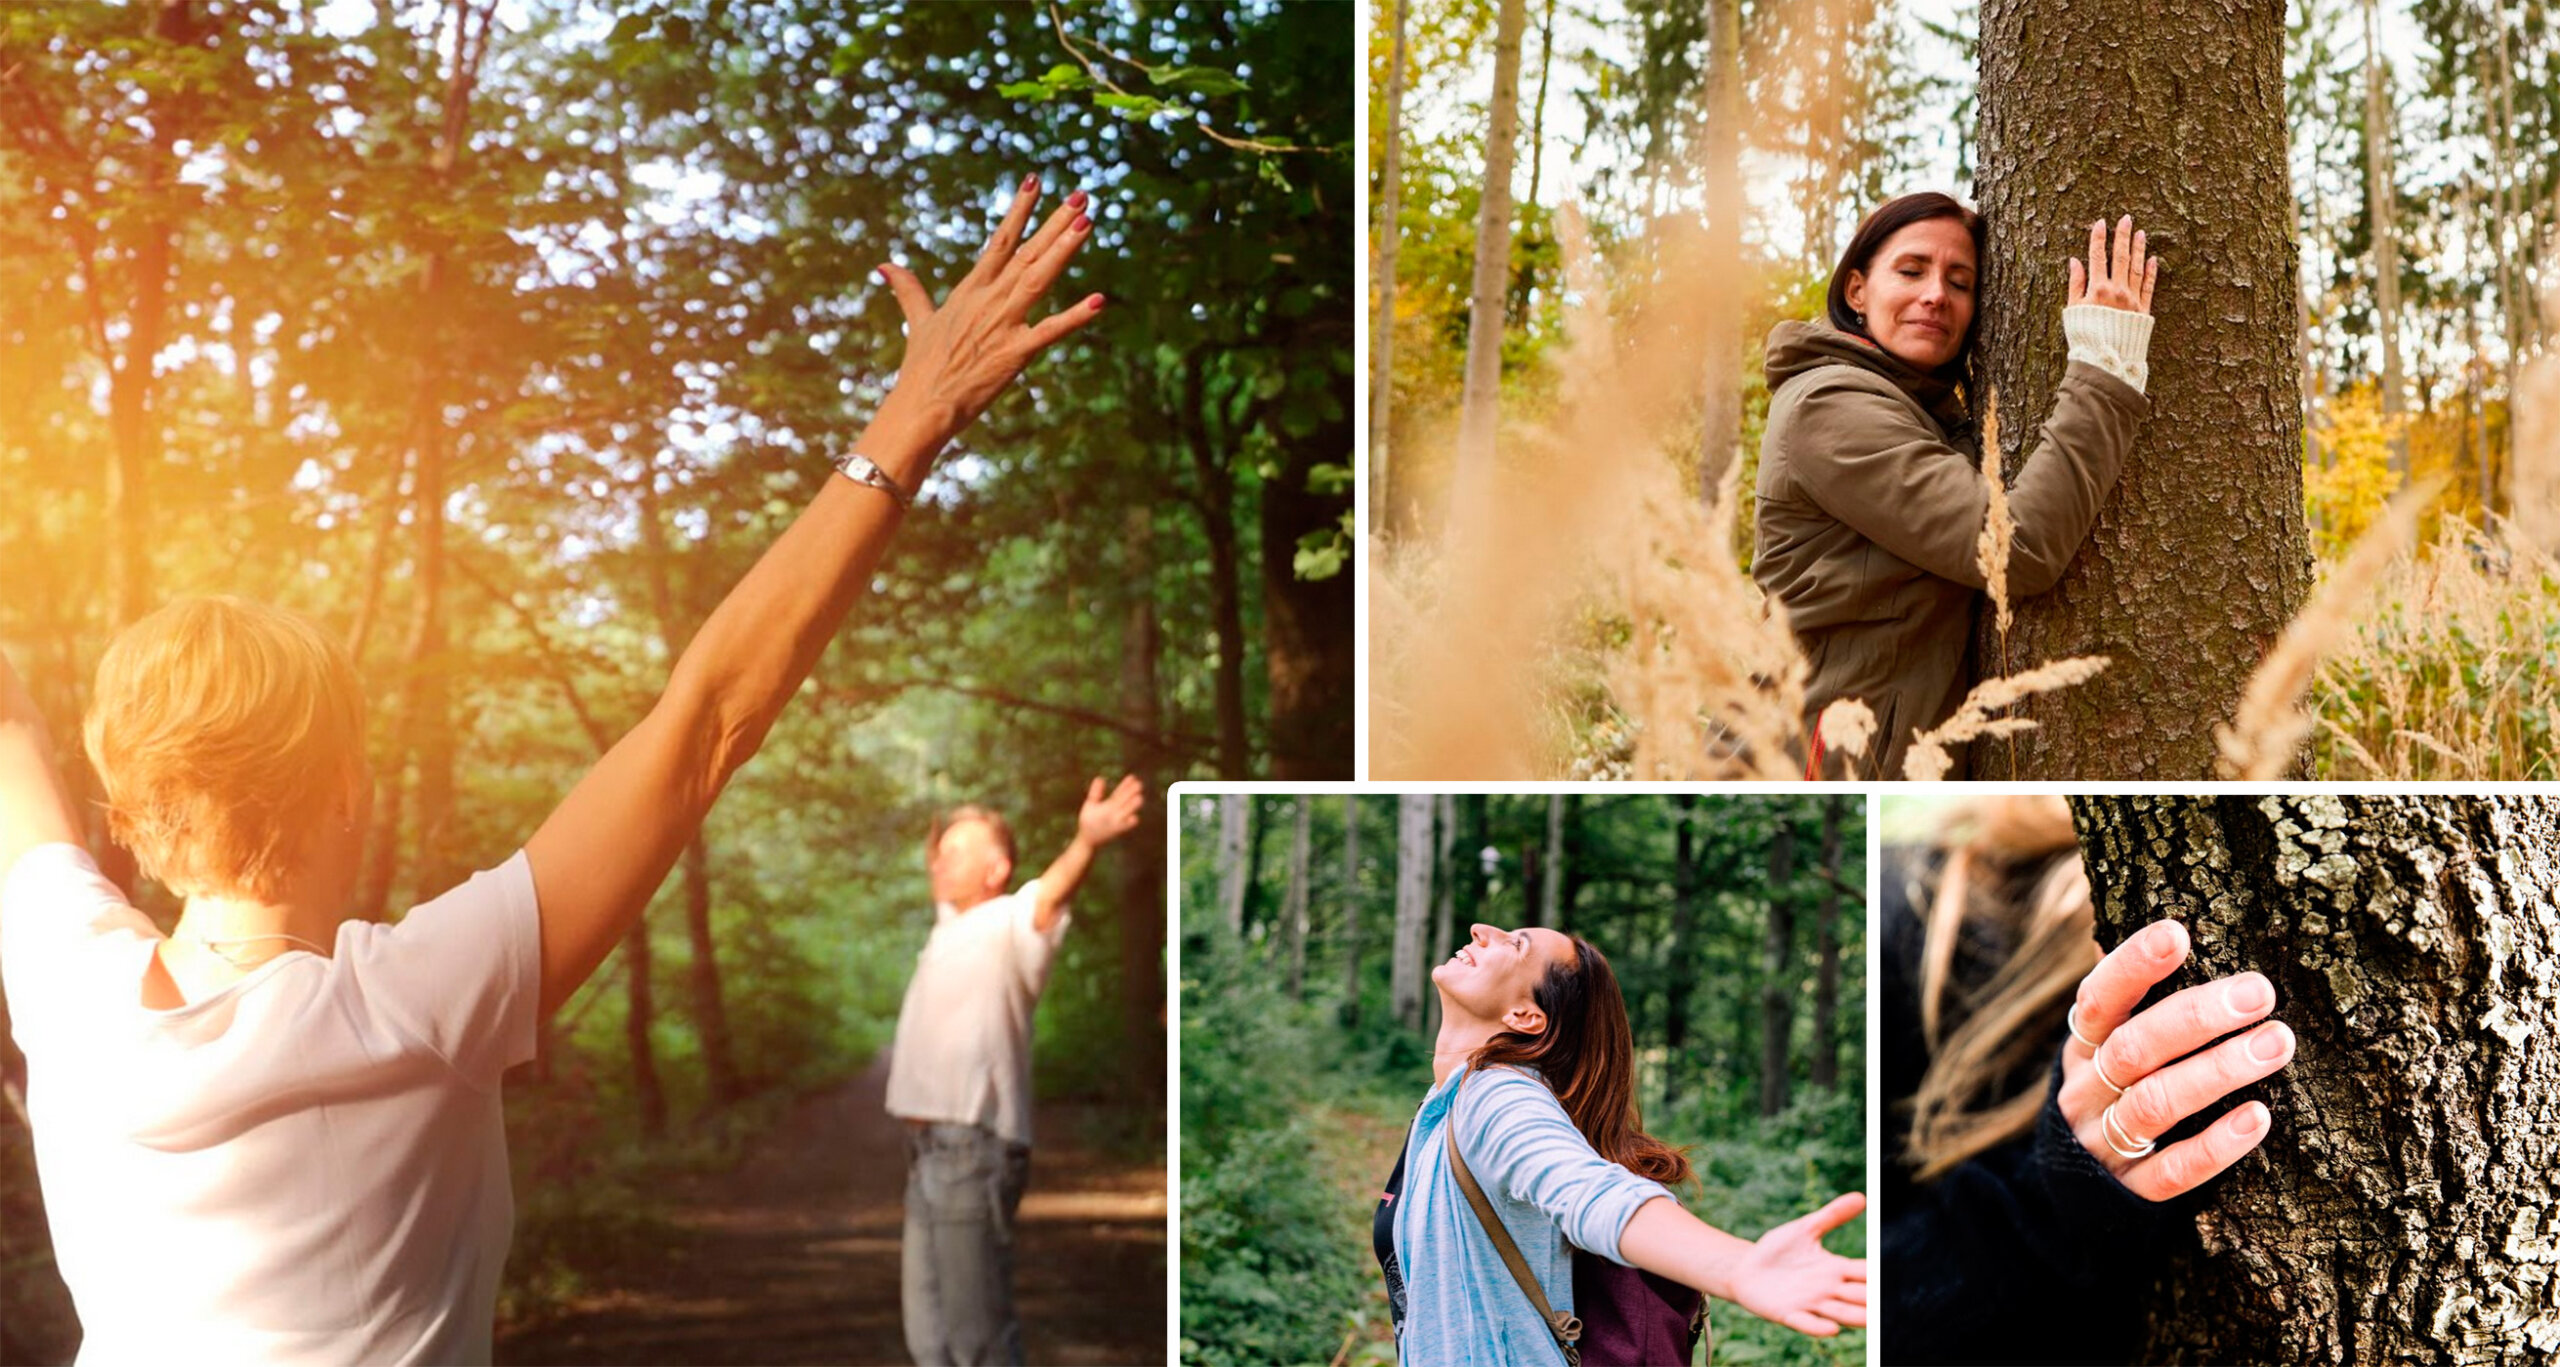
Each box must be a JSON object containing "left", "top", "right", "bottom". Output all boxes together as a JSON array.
[
  {"left": 2092, "top": 1051, "right": 2132, "bottom": 1094},
  {"left": 2101, "top": 1103, "right": 2156, "bottom": 1160},
  {"left": 2066, "top": 1002, "right": 2103, "bottom": 1051}
]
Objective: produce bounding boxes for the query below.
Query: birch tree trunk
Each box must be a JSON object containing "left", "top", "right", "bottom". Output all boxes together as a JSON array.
[
  {"left": 1973, "top": 0, "right": 2307, "bottom": 777},
  {"left": 1760, "top": 814, "right": 1796, "bottom": 1117},
  {"left": 1217, "top": 795, "right": 1250, "bottom": 938},
  {"left": 2072, "top": 795, "right": 2560, "bottom": 1363},
  {"left": 1342, "top": 796, "right": 1362, "bottom": 1027},
  {"left": 1392, "top": 795, "right": 1432, "bottom": 1031},
  {"left": 1284, "top": 797, "right": 1312, "bottom": 1000},
  {"left": 1447, "top": 0, "right": 1527, "bottom": 537},
  {"left": 1425, "top": 794, "right": 1457, "bottom": 1037},
  {"left": 2362, "top": 0, "right": 2408, "bottom": 481}
]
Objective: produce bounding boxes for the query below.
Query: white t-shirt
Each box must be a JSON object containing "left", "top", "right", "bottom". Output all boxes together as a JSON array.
[
  {"left": 883, "top": 880, "right": 1065, "bottom": 1147},
  {"left": 0, "top": 842, "right": 541, "bottom": 1366}
]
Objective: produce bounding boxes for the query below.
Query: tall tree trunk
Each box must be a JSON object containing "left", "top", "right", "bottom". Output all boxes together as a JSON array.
[
  {"left": 2072, "top": 795, "right": 2560, "bottom": 1364},
  {"left": 1973, "top": 0, "right": 2307, "bottom": 777},
  {"left": 1262, "top": 406, "right": 1355, "bottom": 777},
  {"left": 1118, "top": 506, "right": 1166, "bottom": 1067},
  {"left": 1284, "top": 798, "right": 1312, "bottom": 1000},
  {"left": 1342, "top": 796, "right": 1362, "bottom": 1028},
  {"left": 624, "top": 914, "right": 666, "bottom": 1137},
  {"left": 1811, "top": 794, "right": 1846, "bottom": 1090},
  {"left": 1696, "top": 0, "right": 1746, "bottom": 500},
  {"left": 1540, "top": 794, "right": 1565, "bottom": 928},
  {"left": 1217, "top": 795, "right": 1250, "bottom": 937},
  {"left": 1759, "top": 813, "right": 1796, "bottom": 1117},
  {"left": 2361, "top": 0, "right": 2408, "bottom": 481},
  {"left": 1524, "top": 0, "right": 1557, "bottom": 213},
  {"left": 1663, "top": 794, "right": 1698, "bottom": 1112},
  {"left": 635, "top": 472, "right": 740, "bottom": 1109},
  {"left": 1424, "top": 794, "right": 1457, "bottom": 1038},
  {"left": 1372, "top": 0, "right": 1412, "bottom": 537},
  {"left": 1392, "top": 795, "right": 1433, "bottom": 1031},
  {"left": 1447, "top": 0, "right": 1528, "bottom": 537}
]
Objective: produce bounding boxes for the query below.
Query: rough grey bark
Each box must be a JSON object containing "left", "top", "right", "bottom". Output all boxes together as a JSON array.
[
  {"left": 1372, "top": 0, "right": 1410, "bottom": 536},
  {"left": 1283, "top": 797, "right": 1312, "bottom": 1000},
  {"left": 1217, "top": 795, "right": 1250, "bottom": 937},
  {"left": 1392, "top": 795, "right": 1433, "bottom": 1031},
  {"left": 2072, "top": 795, "right": 2560, "bottom": 1364},
  {"left": 1760, "top": 816, "right": 1796, "bottom": 1117},
  {"left": 1972, "top": 0, "right": 2308, "bottom": 777},
  {"left": 1448, "top": 0, "right": 1527, "bottom": 536}
]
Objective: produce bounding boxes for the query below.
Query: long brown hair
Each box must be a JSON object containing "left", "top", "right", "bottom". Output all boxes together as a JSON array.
[
  {"left": 1469, "top": 936, "right": 1694, "bottom": 1186},
  {"left": 1904, "top": 797, "right": 2095, "bottom": 1181}
]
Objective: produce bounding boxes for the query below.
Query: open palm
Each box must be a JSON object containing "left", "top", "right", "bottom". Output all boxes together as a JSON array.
[
  {"left": 1728, "top": 1193, "right": 1870, "bottom": 1336},
  {"left": 1075, "top": 775, "right": 1145, "bottom": 847}
]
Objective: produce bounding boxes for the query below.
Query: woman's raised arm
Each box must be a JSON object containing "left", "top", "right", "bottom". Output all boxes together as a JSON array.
[
  {"left": 1618, "top": 1191, "right": 1870, "bottom": 1337},
  {"left": 523, "top": 177, "right": 1101, "bottom": 1014}
]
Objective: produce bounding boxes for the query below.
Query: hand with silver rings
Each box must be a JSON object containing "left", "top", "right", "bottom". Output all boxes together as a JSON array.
[{"left": 2059, "top": 919, "right": 2294, "bottom": 1200}]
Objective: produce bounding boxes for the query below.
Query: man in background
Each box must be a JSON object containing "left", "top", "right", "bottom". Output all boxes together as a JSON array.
[{"left": 885, "top": 774, "right": 1145, "bottom": 1366}]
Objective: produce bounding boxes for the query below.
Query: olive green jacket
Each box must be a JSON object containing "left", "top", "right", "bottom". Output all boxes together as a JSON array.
[{"left": 1753, "top": 319, "right": 2146, "bottom": 778}]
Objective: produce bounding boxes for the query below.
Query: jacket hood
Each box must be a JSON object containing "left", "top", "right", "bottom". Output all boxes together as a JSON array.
[{"left": 1764, "top": 318, "right": 1970, "bottom": 434}]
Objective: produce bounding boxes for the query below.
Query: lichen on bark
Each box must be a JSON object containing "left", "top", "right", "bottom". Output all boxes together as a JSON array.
[{"left": 2070, "top": 796, "right": 2560, "bottom": 1363}]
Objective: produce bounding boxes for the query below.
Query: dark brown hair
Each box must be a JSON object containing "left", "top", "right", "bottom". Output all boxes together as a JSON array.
[
  {"left": 1470, "top": 936, "right": 1694, "bottom": 1185},
  {"left": 1826, "top": 191, "right": 1986, "bottom": 373},
  {"left": 929, "top": 803, "right": 1017, "bottom": 866}
]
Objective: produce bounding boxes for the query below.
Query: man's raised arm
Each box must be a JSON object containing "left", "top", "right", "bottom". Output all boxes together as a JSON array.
[{"left": 1032, "top": 775, "right": 1144, "bottom": 934}]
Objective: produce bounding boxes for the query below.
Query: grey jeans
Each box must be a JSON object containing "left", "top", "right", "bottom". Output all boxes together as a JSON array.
[{"left": 901, "top": 1121, "right": 1033, "bottom": 1367}]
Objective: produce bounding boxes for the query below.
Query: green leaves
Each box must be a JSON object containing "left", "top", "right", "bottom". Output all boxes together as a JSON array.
[{"left": 1144, "top": 62, "right": 1248, "bottom": 98}]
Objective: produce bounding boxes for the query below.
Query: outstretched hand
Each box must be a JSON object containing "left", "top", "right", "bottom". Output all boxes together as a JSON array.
[
  {"left": 1728, "top": 1192, "right": 1870, "bottom": 1338},
  {"left": 1075, "top": 775, "right": 1145, "bottom": 848},
  {"left": 874, "top": 175, "right": 1105, "bottom": 451},
  {"left": 2067, "top": 213, "right": 2159, "bottom": 315}
]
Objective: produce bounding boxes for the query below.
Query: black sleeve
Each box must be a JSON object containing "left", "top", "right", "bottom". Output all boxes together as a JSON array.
[{"left": 1878, "top": 846, "right": 2184, "bottom": 1366}]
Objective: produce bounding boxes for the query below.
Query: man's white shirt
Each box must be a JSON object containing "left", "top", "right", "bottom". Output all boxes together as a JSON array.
[{"left": 884, "top": 880, "right": 1065, "bottom": 1148}]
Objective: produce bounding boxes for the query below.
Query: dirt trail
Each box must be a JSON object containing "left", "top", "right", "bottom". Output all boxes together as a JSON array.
[{"left": 496, "top": 1060, "right": 1166, "bottom": 1366}]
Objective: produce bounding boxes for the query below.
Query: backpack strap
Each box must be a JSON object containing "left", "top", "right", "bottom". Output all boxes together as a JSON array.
[{"left": 1444, "top": 1070, "right": 1583, "bottom": 1367}]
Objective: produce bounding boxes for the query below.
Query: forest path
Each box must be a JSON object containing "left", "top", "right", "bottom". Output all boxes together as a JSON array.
[{"left": 496, "top": 1059, "right": 1166, "bottom": 1366}]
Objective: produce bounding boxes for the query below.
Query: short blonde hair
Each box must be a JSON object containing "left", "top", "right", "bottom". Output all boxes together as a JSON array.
[{"left": 83, "top": 597, "right": 367, "bottom": 902}]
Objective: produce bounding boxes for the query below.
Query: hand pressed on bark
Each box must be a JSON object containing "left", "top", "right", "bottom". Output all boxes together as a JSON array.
[
  {"left": 2068, "top": 214, "right": 2159, "bottom": 315},
  {"left": 2060, "top": 918, "right": 2293, "bottom": 1200}
]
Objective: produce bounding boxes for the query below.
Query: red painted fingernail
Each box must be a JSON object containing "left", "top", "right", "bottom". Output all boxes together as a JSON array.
[
  {"left": 2231, "top": 1102, "right": 2266, "bottom": 1136},
  {"left": 1068, "top": 189, "right": 1088, "bottom": 208},
  {"left": 1074, "top": 213, "right": 1091, "bottom": 232},
  {"left": 1021, "top": 174, "right": 1038, "bottom": 192},
  {"left": 1087, "top": 294, "right": 1106, "bottom": 311}
]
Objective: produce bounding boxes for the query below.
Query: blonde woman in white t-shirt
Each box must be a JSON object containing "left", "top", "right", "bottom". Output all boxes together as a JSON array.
[{"left": 0, "top": 175, "right": 1100, "bottom": 1367}]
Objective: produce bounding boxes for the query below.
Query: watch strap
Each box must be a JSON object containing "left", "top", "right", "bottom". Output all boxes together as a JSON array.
[{"left": 831, "top": 450, "right": 915, "bottom": 510}]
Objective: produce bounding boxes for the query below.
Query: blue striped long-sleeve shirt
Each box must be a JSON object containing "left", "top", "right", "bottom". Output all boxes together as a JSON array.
[{"left": 1391, "top": 1062, "right": 1676, "bottom": 1366}]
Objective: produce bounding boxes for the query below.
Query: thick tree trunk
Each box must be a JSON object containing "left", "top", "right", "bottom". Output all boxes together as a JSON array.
[
  {"left": 1811, "top": 794, "right": 1845, "bottom": 1090},
  {"left": 1283, "top": 797, "right": 1312, "bottom": 1000},
  {"left": 1663, "top": 795, "right": 1698, "bottom": 1112},
  {"left": 1759, "top": 815, "right": 1796, "bottom": 1117},
  {"left": 1342, "top": 796, "right": 1362, "bottom": 1028},
  {"left": 2072, "top": 795, "right": 2560, "bottom": 1364},
  {"left": 1118, "top": 506, "right": 1166, "bottom": 1068},
  {"left": 1372, "top": 0, "right": 1411, "bottom": 537},
  {"left": 1217, "top": 795, "right": 1250, "bottom": 937},
  {"left": 1424, "top": 794, "right": 1457, "bottom": 1037},
  {"left": 1447, "top": 0, "right": 1527, "bottom": 537},
  {"left": 1696, "top": 0, "right": 1745, "bottom": 499},
  {"left": 1973, "top": 0, "right": 2307, "bottom": 777},
  {"left": 1261, "top": 406, "right": 1355, "bottom": 778},
  {"left": 2361, "top": 0, "right": 2408, "bottom": 481},
  {"left": 1392, "top": 795, "right": 1432, "bottom": 1031}
]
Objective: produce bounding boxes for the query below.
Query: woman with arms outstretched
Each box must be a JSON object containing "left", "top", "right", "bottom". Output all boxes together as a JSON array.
[
  {"left": 0, "top": 175, "right": 1100, "bottom": 1364},
  {"left": 1379, "top": 920, "right": 1868, "bottom": 1365},
  {"left": 1754, "top": 196, "right": 2161, "bottom": 777}
]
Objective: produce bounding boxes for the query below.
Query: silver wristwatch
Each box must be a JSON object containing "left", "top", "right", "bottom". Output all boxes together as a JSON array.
[{"left": 830, "top": 450, "right": 915, "bottom": 510}]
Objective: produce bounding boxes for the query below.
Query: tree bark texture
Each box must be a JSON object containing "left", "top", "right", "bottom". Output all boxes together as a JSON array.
[
  {"left": 1342, "top": 796, "right": 1362, "bottom": 1028},
  {"left": 1760, "top": 818, "right": 1796, "bottom": 1117},
  {"left": 1372, "top": 0, "right": 1411, "bottom": 536},
  {"left": 1393, "top": 795, "right": 1432, "bottom": 1031},
  {"left": 1973, "top": 0, "right": 2308, "bottom": 777},
  {"left": 1260, "top": 402, "right": 1355, "bottom": 778},
  {"left": 1448, "top": 0, "right": 1527, "bottom": 537},
  {"left": 1217, "top": 795, "right": 1250, "bottom": 938},
  {"left": 2073, "top": 795, "right": 2560, "bottom": 1364}
]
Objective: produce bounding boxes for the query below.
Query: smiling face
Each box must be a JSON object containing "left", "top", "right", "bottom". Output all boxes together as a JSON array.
[
  {"left": 1431, "top": 921, "right": 1577, "bottom": 1035},
  {"left": 1845, "top": 216, "right": 1978, "bottom": 371}
]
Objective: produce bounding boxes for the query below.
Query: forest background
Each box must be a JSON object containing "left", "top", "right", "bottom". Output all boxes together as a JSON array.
[
  {"left": 1179, "top": 791, "right": 1866, "bottom": 1367},
  {"left": 0, "top": 0, "right": 1351, "bottom": 1357},
  {"left": 1369, "top": 0, "right": 2560, "bottom": 780}
]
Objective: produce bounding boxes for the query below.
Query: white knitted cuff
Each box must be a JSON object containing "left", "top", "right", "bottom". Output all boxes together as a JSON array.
[{"left": 2063, "top": 304, "right": 2154, "bottom": 395}]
